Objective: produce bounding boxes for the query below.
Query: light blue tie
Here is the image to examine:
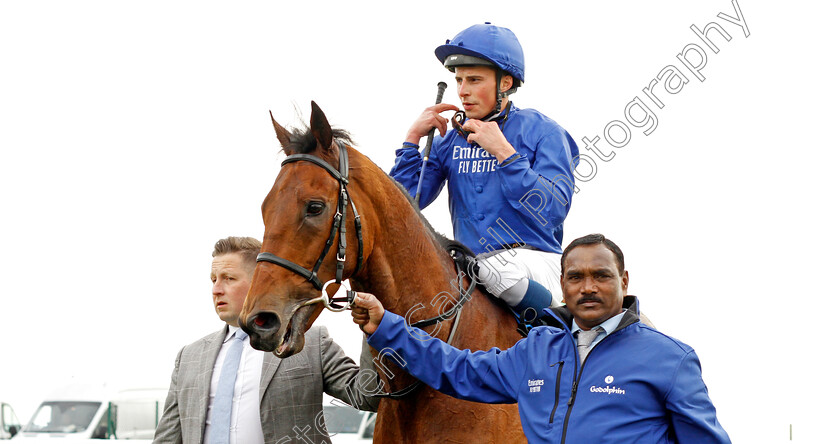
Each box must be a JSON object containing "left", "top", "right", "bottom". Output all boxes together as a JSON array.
[{"left": 208, "top": 329, "right": 248, "bottom": 444}]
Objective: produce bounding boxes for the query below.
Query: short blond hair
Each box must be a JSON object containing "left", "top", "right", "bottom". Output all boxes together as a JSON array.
[{"left": 212, "top": 236, "right": 262, "bottom": 271}]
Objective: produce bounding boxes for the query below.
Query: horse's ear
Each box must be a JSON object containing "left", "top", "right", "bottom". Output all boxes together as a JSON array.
[
  {"left": 309, "top": 101, "right": 334, "bottom": 153},
  {"left": 270, "top": 110, "right": 293, "bottom": 154}
]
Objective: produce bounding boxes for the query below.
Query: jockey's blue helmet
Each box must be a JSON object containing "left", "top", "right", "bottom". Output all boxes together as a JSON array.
[{"left": 434, "top": 22, "right": 525, "bottom": 91}]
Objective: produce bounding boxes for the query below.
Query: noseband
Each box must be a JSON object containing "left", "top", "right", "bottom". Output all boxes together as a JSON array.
[{"left": 256, "top": 141, "right": 363, "bottom": 312}]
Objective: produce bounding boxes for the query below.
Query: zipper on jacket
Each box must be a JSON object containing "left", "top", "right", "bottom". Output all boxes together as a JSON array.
[
  {"left": 548, "top": 361, "right": 565, "bottom": 423},
  {"left": 560, "top": 355, "right": 582, "bottom": 443},
  {"left": 560, "top": 378, "right": 580, "bottom": 443},
  {"left": 560, "top": 326, "right": 627, "bottom": 443}
]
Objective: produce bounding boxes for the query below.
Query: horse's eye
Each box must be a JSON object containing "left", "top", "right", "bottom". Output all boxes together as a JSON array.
[{"left": 305, "top": 201, "right": 326, "bottom": 216}]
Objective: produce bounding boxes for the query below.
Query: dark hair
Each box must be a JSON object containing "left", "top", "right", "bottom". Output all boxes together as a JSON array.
[
  {"left": 561, "top": 234, "right": 624, "bottom": 274},
  {"left": 212, "top": 236, "right": 262, "bottom": 271}
]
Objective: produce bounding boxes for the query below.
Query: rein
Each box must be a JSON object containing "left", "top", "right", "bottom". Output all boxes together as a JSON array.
[{"left": 375, "top": 253, "right": 477, "bottom": 399}]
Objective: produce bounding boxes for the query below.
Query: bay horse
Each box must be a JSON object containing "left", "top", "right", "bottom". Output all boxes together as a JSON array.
[{"left": 240, "top": 102, "right": 526, "bottom": 443}]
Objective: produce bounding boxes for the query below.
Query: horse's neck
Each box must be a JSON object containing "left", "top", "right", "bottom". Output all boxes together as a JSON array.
[
  {"left": 349, "top": 164, "right": 461, "bottom": 318},
  {"left": 348, "top": 154, "right": 519, "bottom": 345},
  {"left": 362, "top": 214, "right": 456, "bottom": 318},
  {"left": 346, "top": 153, "right": 524, "bottom": 438}
]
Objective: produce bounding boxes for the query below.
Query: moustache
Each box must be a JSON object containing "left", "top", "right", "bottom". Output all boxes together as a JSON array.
[{"left": 577, "top": 296, "right": 602, "bottom": 305}]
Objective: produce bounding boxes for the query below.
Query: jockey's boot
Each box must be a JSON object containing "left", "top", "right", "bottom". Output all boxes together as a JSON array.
[{"left": 502, "top": 278, "right": 553, "bottom": 324}]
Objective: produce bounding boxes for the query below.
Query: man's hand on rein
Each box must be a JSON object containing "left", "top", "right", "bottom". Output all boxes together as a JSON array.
[{"left": 351, "top": 292, "right": 385, "bottom": 335}]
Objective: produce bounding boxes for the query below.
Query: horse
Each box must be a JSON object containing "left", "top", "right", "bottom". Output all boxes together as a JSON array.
[{"left": 240, "top": 101, "right": 526, "bottom": 443}]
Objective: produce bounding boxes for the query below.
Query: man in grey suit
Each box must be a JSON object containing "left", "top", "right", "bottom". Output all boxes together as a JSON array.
[{"left": 153, "top": 236, "right": 379, "bottom": 444}]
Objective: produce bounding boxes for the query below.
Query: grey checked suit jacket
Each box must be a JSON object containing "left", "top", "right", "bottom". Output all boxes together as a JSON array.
[{"left": 153, "top": 325, "right": 379, "bottom": 444}]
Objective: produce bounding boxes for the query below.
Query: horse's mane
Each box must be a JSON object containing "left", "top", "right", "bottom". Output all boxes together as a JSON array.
[
  {"left": 278, "top": 123, "right": 474, "bottom": 258},
  {"left": 388, "top": 175, "right": 473, "bottom": 257}
]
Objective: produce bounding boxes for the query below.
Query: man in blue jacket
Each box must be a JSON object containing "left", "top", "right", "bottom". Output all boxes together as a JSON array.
[
  {"left": 350, "top": 234, "right": 730, "bottom": 443},
  {"left": 390, "top": 23, "right": 579, "bottom": 319}
]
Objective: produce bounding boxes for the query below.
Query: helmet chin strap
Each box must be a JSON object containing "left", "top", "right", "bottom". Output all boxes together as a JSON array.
[{"left": 480, "top": 71, "right": 512, "bottom": 121}]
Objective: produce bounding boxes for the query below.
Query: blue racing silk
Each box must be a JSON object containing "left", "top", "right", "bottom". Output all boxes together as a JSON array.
[{"left": 390, "top": 103, "right": 579, "bottom": 255}]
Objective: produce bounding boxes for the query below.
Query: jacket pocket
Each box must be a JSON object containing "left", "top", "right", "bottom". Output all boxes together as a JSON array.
[{"left": 549, "top": 361, "right": 565, "bottom": 424}]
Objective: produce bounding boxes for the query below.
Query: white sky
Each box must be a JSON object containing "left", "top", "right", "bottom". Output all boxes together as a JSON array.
[{"left": 1, "top": 1, "right": 837, "bottom": 443}]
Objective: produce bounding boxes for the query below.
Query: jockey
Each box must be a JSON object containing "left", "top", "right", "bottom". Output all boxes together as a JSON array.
[{"left": 390, "top": 23, "right": 579, "bottom": 320}]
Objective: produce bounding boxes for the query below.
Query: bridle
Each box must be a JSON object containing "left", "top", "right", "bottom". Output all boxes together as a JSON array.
[
  {"left": 255, "top": 140, "right": 478, "bottom": 398},
  {"left": 255, "top": 141, "right": 363, "bottom": 312}
]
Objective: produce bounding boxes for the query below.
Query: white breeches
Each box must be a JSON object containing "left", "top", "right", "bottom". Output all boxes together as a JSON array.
[{"left": 475, "top": 247, "right": 564, "bottom": 304}]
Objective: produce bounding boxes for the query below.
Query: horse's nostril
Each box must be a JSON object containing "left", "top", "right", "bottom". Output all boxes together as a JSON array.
[{"left": 252, "top": 312, "right": 279, "bottom": 332}]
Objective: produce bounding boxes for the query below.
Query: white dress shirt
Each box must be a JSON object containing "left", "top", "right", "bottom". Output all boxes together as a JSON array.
[{"left": 203, "top": 326, "right": 265, "bottom": 444}]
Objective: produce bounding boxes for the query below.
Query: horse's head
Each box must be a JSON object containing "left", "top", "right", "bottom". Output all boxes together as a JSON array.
[{"left": 240, "top": 101, "right": 361, "bottom": 357}]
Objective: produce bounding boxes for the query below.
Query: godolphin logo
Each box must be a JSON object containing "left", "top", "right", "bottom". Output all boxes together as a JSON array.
[{"left": 591, "top": 375, "right": 625, "bottom": 395}]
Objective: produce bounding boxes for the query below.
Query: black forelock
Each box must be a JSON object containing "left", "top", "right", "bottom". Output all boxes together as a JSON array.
[{"left": 280, "top": 125, "right": 354, "bottom": 155}]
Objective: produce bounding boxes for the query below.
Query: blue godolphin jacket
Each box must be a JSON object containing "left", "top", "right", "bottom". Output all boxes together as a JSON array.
[
  {"left": 366, "top": 296, "right": 730, "bottom": 443},
  {"left": 390, "top": 103, "right": 579, "bottom": 255}
]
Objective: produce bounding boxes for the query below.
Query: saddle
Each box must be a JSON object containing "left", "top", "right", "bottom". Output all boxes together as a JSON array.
[{"left": 442, "top": 240, "right": 546, "bottom": 338}]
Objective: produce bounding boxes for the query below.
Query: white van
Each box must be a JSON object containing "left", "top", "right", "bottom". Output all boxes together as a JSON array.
[
  {"left": 0, "top": 401, "right": 22, "bottom": 439},
  {"left": 321, "top": 396, "right": 375, "bottom": 444},
  {"left": 15, "top": 384, "right": 166, "bottom": 442}
]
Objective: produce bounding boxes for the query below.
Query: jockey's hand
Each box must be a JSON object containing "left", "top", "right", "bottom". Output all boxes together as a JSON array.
[
  {"left": 462, "top": 119, "right": 517, "bottom": 162},
  {"left": 351, "top": 292, "right": 385, "bottom": 335},
  {"left": 405, "top": 103, "right": 460, "bottom": 145}
]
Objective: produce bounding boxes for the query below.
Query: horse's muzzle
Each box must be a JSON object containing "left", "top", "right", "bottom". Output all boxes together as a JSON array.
[
  {"left": 240, "top": 311, "right": 283, "bottom": 352},
  {"left": 240, "top": 304, "right": 313, "bottom": 357}
]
